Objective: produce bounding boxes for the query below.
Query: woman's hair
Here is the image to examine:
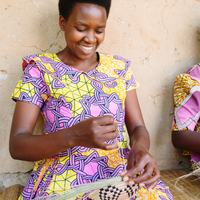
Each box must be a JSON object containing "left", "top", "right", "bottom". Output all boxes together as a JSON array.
[{"left": 58, "top": 0, "right": 111, "bottom": 20}]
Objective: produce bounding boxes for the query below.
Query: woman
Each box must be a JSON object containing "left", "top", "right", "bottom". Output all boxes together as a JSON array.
[
  {"left": 172, "top": 64, "right": 200, "bottom": 177},
  {"left": 10, "top": 0, "right": 172, "bottom": 199}
]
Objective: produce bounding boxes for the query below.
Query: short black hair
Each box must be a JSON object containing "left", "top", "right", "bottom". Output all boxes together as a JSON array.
[{"left": 58, "top": 0, "right": 111, "bottom": 20}]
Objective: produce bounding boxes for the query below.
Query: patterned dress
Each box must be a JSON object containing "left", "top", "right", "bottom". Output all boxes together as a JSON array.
[
  {"left": 12, "top": 53, "right": 172, "bottom": 200},
  {"left": 172, "top": 64, "right": 200, "bottom": 177}
]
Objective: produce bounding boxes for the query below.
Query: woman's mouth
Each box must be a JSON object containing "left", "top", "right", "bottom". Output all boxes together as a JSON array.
[{"left": 79, "top": 44, "right": 94, "bottom": 51}]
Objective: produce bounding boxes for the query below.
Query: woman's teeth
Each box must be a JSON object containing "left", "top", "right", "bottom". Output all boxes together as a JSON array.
[{"left": 79, "top": 45, "right": 93, "bottom": 51}]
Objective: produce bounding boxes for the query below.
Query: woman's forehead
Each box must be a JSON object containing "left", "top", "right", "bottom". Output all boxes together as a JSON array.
[{"left": 68, "top": 3, "right": 107, "bottom": 23}]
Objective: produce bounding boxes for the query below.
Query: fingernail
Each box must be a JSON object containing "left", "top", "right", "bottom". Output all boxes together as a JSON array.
[
  {"left": 120, "top": 170, "right": 127, "bottom": 176},
  {"left": 123, "top": 176, "right": 129, "bottom": 182},
  {"left": 129, "top": 180, "right": 135, "bottom": 185},
  {"left": 120, "top": 172, "right": 125, "bottom": 176},
  {"left": 139, "top": 183, "right": 145, "bottom": 187}
]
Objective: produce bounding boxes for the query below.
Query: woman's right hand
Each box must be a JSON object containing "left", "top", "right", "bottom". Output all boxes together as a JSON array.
[{"left": 68, "top": 116, "right": 119, "bottom": 150}]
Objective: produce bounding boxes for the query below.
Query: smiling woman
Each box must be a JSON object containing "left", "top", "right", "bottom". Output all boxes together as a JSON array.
[
  {"left": 57, "top": 3, "right": 106, "bottom": 71},
  {"left": 9, "top": 0, "right": 173, "bottom": 200}
]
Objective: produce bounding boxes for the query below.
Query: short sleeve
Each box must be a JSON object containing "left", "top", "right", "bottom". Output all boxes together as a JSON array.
[
  {"left": 125, "top": 67, "right": 139, "bottom": 91},
  {"left": 172, "top": 73, "right": 200, "bottom": 131},
  {"left": 11, "top": 61, "right": 50, "bottom": 108}
]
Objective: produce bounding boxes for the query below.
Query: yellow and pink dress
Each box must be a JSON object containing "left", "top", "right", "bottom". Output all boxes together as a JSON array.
[
  {"left": 12, "top": 53, "right": 172, "bottom": 199},
  {"left": 172, "top": 64, "right": 200, "bottom": 175}
]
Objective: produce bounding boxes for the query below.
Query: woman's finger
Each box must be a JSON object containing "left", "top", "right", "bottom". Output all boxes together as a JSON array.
[
  {"left": 126, "top": 156, "right": 148, "bottom": 178},
  {"left": 99, "top": 131, "right": 118, "bottom": 143},
  {"left": 97, "top": 115, "right": 114, "bottom": 125},
  {"left": 101, "top": 124, "right": 118, "bottom": 134},
  {"left": 128, "top": 165, "right": 153, "bottom": 185},
  {"left": 139, "top": 167, "right": 160, "bottom": 190},
  {"left": 100, "top": 140, "right": 119, "bottom": 150}
]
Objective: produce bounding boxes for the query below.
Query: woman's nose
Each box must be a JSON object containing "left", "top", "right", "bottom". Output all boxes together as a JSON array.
[{"left": 84, "top": 30, "right": 96, "bottom": 43}]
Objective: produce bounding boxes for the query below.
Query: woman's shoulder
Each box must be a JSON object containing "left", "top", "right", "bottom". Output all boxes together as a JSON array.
[
  {"left": 23, "top": 53, "right": 59, "bottom": 64},
  {"left": 99, "top": 53, "right": 131, "bottom": 65},
  {"left": 173, "top": 64, "right": 200, "bottom": 108},
  {"left": 22, "top": 53, "right": 61, "bottom": 75},
  {"left": 174, "top": 63, "right": 200, "bottom": 87},
  {"left": 98, "top": 53, "right": 132, "bottom": 76}
]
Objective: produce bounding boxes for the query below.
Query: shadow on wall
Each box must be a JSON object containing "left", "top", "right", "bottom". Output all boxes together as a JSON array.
[{"left": 33, "top": 114, "right": 44, "bottom": 136}]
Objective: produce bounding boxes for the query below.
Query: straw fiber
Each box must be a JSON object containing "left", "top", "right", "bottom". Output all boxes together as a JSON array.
[
  {"left": 160, "top": 168, "right": 200, "bottom": 200},
  {"left": 0, "top": 184, "right": 24, "bottom": 200}
]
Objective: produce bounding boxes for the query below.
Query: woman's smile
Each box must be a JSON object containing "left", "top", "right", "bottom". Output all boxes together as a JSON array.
[{"left": 78, "top": 44, "right": 94, "bottom": 51}]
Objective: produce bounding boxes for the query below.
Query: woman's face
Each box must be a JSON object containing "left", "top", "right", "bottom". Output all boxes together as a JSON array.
[{"left": 60, "top": 3, "right": 107, "bottom": 61}]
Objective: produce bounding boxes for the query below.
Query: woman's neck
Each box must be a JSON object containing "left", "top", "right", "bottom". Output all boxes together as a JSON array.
[{"left": 56, "top": 48, "right": 99, "bottom": 72}]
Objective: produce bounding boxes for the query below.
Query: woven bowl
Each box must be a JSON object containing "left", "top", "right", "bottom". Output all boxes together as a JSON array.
[{"left": 88, "top": 181, "right": 140, "bottom": 200}]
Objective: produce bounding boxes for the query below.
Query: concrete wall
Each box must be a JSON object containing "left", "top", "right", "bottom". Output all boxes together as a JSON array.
[{"left": 1, "top": 0, "right": 200, "bottom": 188}]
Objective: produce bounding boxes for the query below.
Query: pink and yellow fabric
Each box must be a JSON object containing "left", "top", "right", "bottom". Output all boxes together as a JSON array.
[
  {"left": 172, "top": 64, "right": 200, "bottom": 174},
  {"left": 12, "top": 53, "right": 172, "bottom": 199}
]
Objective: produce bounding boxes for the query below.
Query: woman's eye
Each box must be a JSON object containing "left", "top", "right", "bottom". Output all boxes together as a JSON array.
[
  {"left": 76, "top": 28, "right": 85, "bottom": 32},
  {"left": 96, "top": 30, "right": 104, "bottom": 34}
]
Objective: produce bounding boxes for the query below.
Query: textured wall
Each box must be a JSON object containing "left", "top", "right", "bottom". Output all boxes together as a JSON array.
[{"left": 1, "top": 0, "right": 200, "bottom": 187}]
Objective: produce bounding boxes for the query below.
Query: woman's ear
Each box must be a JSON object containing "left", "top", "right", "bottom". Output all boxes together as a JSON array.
[{"left": 59, "top": 15, "right": 66, "bottom": 31}]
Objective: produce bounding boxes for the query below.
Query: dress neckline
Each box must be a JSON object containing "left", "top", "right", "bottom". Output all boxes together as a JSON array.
[{"left": 53, "top": 52, "right": 101, "bottom": 73}]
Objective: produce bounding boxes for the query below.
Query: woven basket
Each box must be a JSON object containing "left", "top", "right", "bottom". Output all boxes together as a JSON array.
[{"left": 88, "top": 181, "right": 140, "bottom": 200}]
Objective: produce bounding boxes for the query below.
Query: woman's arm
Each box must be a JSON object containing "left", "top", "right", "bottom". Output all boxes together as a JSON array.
[
  {"left": 10, "top": 101, "right": 74, "bottom": 161},
  {"left": 10, "top": 101, "right": 118, "bottom": 161},
  {"left": 172, "top": 130, "right": 200, "bottom": 153},
  {"left": 121, "top": 89, "right": 160, "bottom": 190}
]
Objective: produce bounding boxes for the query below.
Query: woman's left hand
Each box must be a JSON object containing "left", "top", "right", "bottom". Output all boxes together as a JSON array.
[{"left": 121, "top": 143, "right": 160, "bottom": 191}]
